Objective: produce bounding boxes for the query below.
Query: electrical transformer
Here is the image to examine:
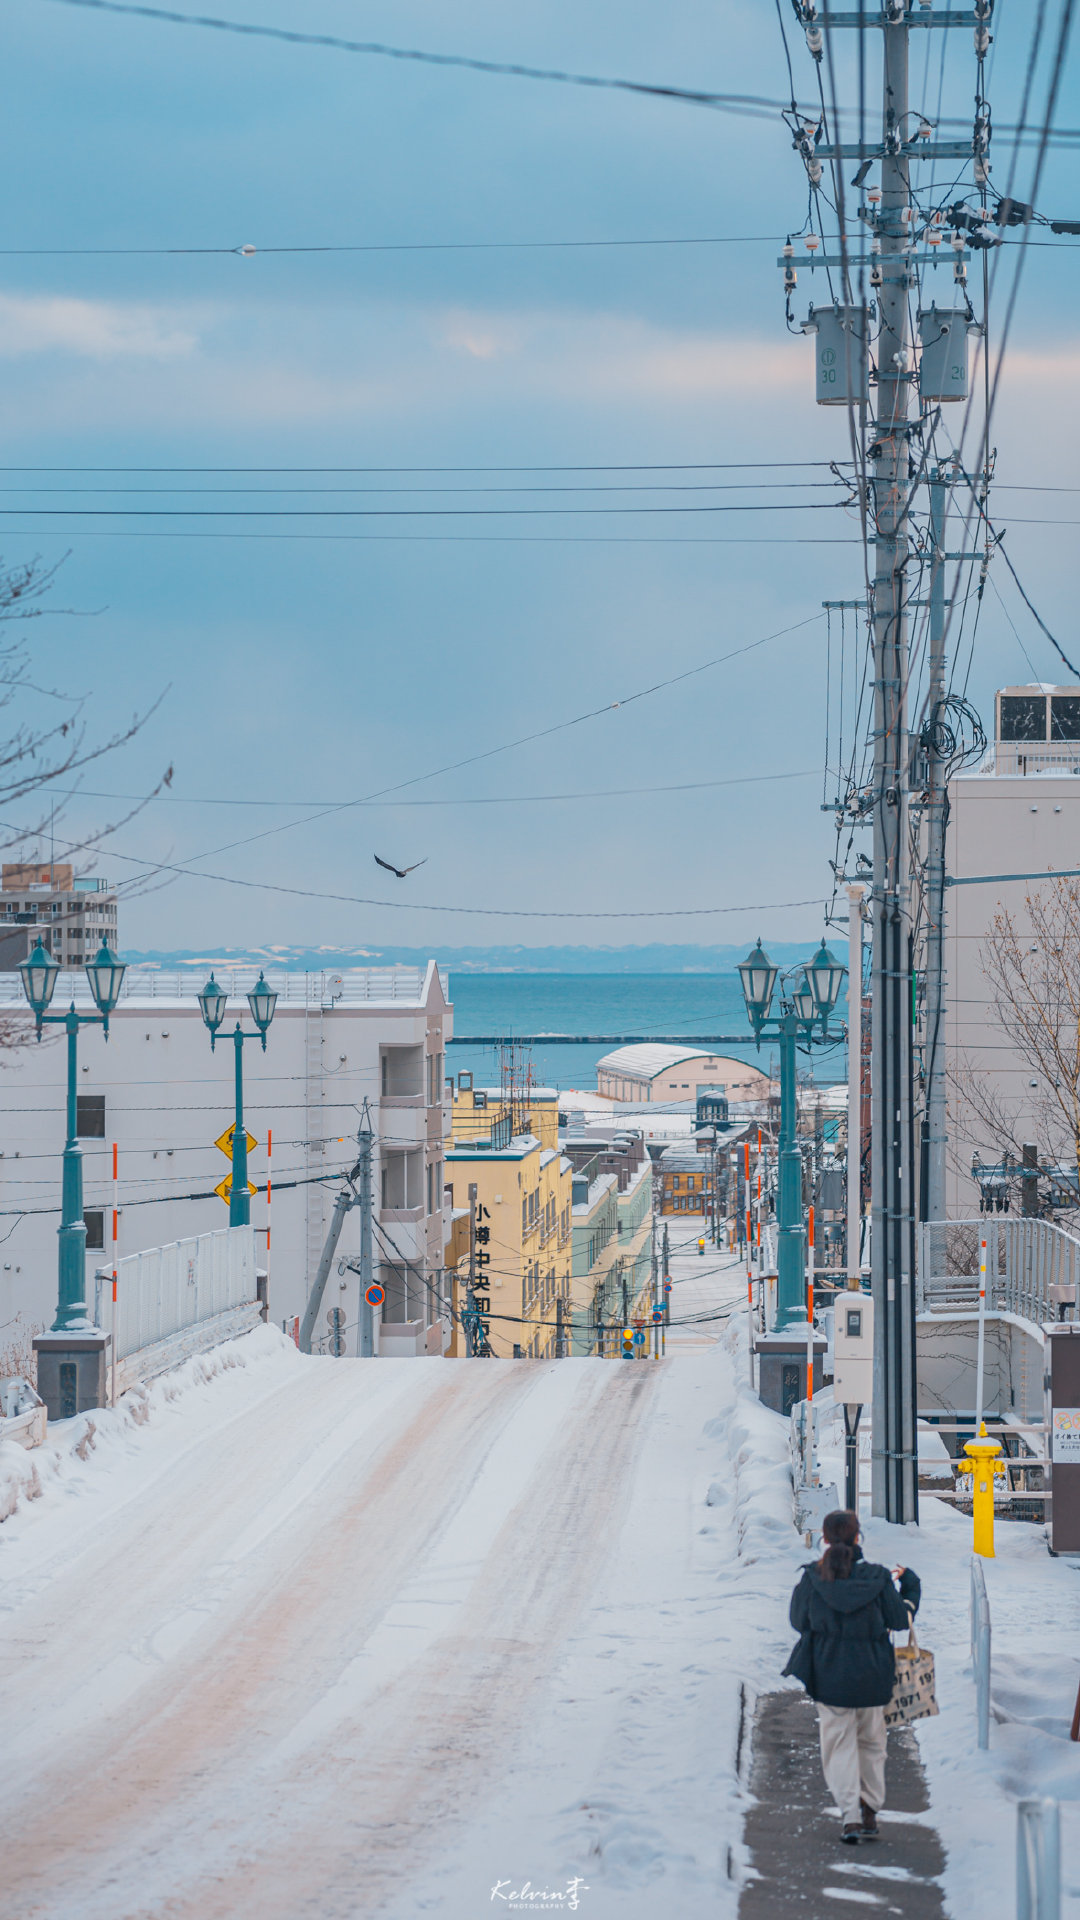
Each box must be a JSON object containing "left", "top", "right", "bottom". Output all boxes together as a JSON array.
[
  {"left": 810, "top": 303, "right": 870, "bottom": 406},
  {"left": 918, "top": 305, "right": 969, "bottom": 402},
  {"left": 833, "top": 1287, "right": 874, "bottom": 1408}
]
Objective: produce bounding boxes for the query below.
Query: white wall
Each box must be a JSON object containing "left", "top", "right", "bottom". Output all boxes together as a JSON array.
[
  {"left": 0, "top": 965, "right": 453, "bottom": 1372},
  {"left": 945, "top": 767, "right": 1079, "bottom": 1210}
]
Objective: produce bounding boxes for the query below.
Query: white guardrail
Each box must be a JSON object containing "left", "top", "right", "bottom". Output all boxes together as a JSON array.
[
  {"left": 917, "top": 1217, "right": 1080, "bottom": 1324},
  {"left": 93, "top": 1225, "right": 260, "bottom": 1389}
]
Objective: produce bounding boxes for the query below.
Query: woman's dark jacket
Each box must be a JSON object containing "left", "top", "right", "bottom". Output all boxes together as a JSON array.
[{"left": 783, "top": 1547, "right": 921, "bottom": 1708}]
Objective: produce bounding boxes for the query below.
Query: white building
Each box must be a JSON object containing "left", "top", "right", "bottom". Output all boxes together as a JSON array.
[
  {"left": 945, "top": 684, "right": 1080, "bottom": 1211},
  {"left": 0, "top": 963, "right": 452, "bottom": 1373}
]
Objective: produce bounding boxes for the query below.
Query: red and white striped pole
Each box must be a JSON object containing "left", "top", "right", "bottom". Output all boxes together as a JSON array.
[
  {"left": 266, "top": 1125, "right": 272, "bottom": 1303},
  {"left": 744, "top": 1138, "right": 754, "bottom": 1381}
]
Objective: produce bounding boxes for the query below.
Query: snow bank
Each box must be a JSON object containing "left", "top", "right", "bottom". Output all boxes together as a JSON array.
[{"left": 0, "top": 1322, "right": 302, "bottom": 1532}]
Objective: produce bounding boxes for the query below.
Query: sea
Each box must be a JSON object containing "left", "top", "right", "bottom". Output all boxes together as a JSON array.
[{"left": 446, "top": 973, "right": 848, "bottom": 1096}]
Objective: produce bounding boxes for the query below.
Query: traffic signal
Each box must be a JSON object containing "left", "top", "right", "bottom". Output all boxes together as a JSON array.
[{"left": 622, "top": 1326, "right": 633, "bottom": 1359}]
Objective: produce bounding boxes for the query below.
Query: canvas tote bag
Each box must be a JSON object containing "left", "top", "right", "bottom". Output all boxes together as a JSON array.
[{"left": 884, "top": 1621, "right": 939, "bottom": 1727}]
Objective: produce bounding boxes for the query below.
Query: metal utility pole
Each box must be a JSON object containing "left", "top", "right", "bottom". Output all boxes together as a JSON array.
[
  {"left": 356, "top": 1107, "right": 374, "bottom": 1358},
  {"left": 847, "top": 884, "right": 866, "bottom": 1281},
  {"left": 921, "top": 466, "right": 952, "bottom": 1238}
]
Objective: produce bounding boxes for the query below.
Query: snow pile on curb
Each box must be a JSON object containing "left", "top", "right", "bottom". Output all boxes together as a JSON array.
[{"left": 0, "top": 1322, "right": 301, "bottom": 1529}]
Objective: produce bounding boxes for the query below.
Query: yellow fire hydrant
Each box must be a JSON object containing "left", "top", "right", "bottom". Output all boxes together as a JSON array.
[{"left": 958, "top": 1422, "right": 1007, "bottom": 1558}]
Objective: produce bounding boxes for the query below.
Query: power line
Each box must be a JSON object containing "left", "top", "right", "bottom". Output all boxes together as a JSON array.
[
  {"left": 119, "top": 611, "right": 828, "bottom": 868},
  {"left": 34, "top": 0, "right": 1080, "bottom": 147},
  {"left": 38, "top": 0, "right": 814, "bottom": 117},
  {"left": 45, "top": 765, "right": 820, "bottom": 811}
]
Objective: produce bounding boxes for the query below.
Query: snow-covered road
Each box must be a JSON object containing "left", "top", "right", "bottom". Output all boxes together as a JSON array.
[{"left": 0, "top": 1237, "right": 758, "bottom": 1920}]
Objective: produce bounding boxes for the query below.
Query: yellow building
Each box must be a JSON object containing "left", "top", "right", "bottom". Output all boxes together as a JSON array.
[
  {"left": 449, "top": 1077, "right": 560, "bottom": 1151},
  {"left": 444, "top": 1124, "right": 572, "bottom": 1359}
]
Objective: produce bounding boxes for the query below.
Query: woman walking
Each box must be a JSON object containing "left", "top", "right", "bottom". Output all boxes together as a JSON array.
[{"left": 784, "top": 1509, "right": 920, "bottom": 1844}]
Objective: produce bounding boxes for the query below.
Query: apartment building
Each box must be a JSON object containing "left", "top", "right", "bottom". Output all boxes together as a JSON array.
[
  {"left": 565, "top": 1133, "right": 654, "bottom": 1354},
  {"left": 0, "top": 962, "right": 452, "bottom": 1375},
  {"left": 943, "top": 684, "right": 1080, "bottom": 1212},
  {"left": 443, "top": 1125, "right": 573, "bottom": 1358},
  {"left": 0, "top": 863, "right": 117, "bottom": 970},
  {"left": 449, "top": 1076, "right": 560, "bottom": 1151}
]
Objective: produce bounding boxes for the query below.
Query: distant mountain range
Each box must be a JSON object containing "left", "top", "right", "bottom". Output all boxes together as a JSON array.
[{"left": 126, "top": 941, "right": 829, "bottom": 975}]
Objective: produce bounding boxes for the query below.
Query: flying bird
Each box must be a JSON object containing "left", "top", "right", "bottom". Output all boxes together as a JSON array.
[{"left": 374, "top": 854, "right": 428, "bottom": 880}]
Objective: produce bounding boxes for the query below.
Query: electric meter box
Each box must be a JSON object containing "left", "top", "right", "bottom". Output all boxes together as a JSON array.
[
  {"left": 833, "top": 1289, "right": 874, "bottom": 1406},
  {"left": 811, "top": 303, "right": 870, "bottom": 406},
  {"left": 918, "top": 306, "right": 969, "bottom": 402}
]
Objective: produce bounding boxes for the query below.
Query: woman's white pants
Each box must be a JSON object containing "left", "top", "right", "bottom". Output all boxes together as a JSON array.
[{"left": 816, "top": 1703, "right": 887, "bottom": 1825}]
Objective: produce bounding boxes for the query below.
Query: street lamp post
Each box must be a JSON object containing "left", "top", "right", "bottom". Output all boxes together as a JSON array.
[
  {"left": 198, "top": 971, "right": 277, "bottom": 1225},
  {"left": 19, "top": 936, "right": 127, "bottom": 1332},
  {"left": 737, "top": 938, "right": 846, "bottom": 1331}
]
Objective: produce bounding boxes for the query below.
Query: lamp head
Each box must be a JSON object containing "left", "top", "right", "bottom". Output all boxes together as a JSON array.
[
  {"left": 246, "top": 971, "right": 277, "bottom": 1050},
  {"left": 792, "top": 972, "right": 818, "bottom": 1027},
  {"left": 18, "top": 935, "right": 60, "bottom": 1033},
  {"left": 85, "top": 939, "right": 126, "bottom": 1035},
  {"left": 737, "top": 938, "right": 779, "bottom": 1030},
  {"left": 807, "top": 937, "right": 847, "bottom": 1027},
  {"left": 197, "top": 972, "right": 228, "bottom": 1050}
]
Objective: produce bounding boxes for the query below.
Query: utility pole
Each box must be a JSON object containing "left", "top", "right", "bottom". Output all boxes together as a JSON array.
[
  {"left": 921, "top": 464, "right": 952, "bottom": 1242},
  {"left": 356, "top": 1104, "right": 374, "bottom": 1357},
  {"left": 847, "top": 884, "right": 866, "bottom": 1281},
  {"left": 868, "top": 5, "right": 918, "bottom": 1524}
]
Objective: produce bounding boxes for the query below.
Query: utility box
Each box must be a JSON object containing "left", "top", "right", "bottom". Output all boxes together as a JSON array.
[
  {"left": 1047, "top": 1325, "right": 1080, "bottom": 1553},
  {"left": 833, "top": 1287, "right": 874, "bottom": 1406},
  {"left": 918, "top": 306, "right": 969, "bottom": 402},
  {"left": 756, "top": 1328, "right": 828, "bottom": 1416},
  {"left": 32, "top": 1330, "right": 110, "bottom": 1421},
  {"left": 810, "top": 303, "right": 870, "bottom": 406}
]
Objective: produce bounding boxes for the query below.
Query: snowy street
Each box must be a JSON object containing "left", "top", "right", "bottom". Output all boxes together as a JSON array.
[
  {"left": 1, "top": 1236, "right": 759, "bottom": 1920},
  {"left": 4, "top": 1222, "right": 1080, "bottom": 1920}
]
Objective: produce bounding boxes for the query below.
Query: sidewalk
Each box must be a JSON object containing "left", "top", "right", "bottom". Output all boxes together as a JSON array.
[{"left": 739, "top": 1689, "right": 948, "bottom": 1918}]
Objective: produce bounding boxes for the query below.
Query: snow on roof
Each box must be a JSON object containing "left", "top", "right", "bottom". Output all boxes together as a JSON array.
[
  {"left": 597, "top": 1045, "right": 770, "bottom": 1083},
  {"left": 597, "top": 1044, "right": 718, "bottom": 1078}
]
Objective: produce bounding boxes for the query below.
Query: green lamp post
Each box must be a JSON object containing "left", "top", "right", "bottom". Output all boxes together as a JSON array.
[
  {"left": 198, "top": 971, "right": 277, "bottom": 1225},
  {"left": 737, "top": 937, "right": 846, "bottom": 1330},
  {"left": 19, "top": 935, "right": 127, "bottom": 1332}
]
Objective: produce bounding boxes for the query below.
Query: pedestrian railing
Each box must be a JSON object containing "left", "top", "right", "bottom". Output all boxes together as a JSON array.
[
  {"left": 917, "top": 1217, "right": 1080, "bottom": 1326},
  {"left": 970, "top": 1554, "right": 992, "bottom": 1751},
  {"left": 93, "top": 1224, "right": 257, "bottom": 1362},
  {"left": 1017, "top": 1798, "right": 1061, "bottom": 1920}
]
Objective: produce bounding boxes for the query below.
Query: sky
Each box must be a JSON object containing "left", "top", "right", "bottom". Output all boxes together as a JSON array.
[{"left": 2, "top": 0, "right": 1080, "bottom": 957}]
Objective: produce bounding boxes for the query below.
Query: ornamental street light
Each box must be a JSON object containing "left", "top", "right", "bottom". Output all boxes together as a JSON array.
[
  {"left": 198, "top": 971, "right": 277, "bottom": 1226},
  {"left": 19, "top": 936, "right": 127, "bottom": 1333},
  {"left": 737, "top": 938, "right": 846, "bottom": 1330}
]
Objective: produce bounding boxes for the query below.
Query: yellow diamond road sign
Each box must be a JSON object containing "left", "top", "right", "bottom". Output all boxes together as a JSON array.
[
  {"left": 214, "top": 1174, "right": 257, "bottom": 1205},
  {"left": 215, "top": 1124, "right": 258, "bottom": 1160}
]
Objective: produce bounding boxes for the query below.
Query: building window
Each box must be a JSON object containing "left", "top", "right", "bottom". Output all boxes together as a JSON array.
[
  {"left": 76, "top": 1094, "right": 106, "bottom": 1138},
  {"left": 85, "top": 1209, "right": 105, "bottom": 1250}
]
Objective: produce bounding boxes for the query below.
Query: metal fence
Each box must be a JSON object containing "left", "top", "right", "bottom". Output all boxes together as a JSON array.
[
  {"left": 970, "top": 1554, "right": 991, "bottom": 1751},
  {"left": 0, "top": 964, "right": 439, "bottom": 1008},
  {"left": 917, "top": 1217, "right": 1080, "bottom": 1324},
  {"left": 1017, "top": 1798, "right": 1060, "bottom": 1920},
  {"left": 94, "top": 1225, "right": 256, "bottom": 1361}
]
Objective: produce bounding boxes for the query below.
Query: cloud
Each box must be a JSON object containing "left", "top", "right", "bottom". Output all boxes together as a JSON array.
[{"left": 0, "top": 293, "right": 197, "bottom": 360}]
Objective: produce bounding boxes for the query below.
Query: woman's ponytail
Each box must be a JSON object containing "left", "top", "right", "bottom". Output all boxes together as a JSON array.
[{"left": 818, "top": 1509, "right": 859, "bottom": 1581}]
